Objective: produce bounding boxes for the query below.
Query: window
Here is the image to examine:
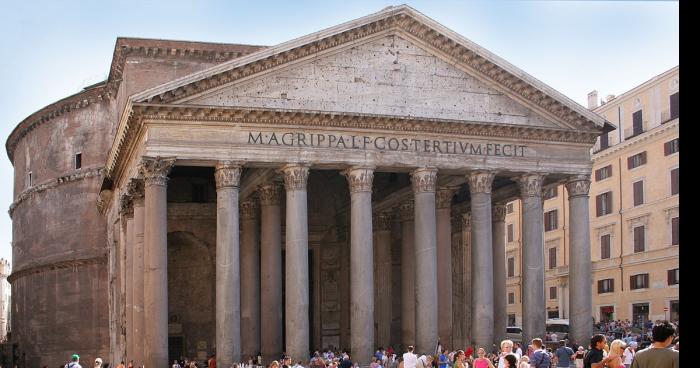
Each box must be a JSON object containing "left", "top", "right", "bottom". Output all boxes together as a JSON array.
[
  {"left": 507, "top": 203, "right": 514, "bottom": 214},
  {"left": 664, "top": 139, "right": 679, "bottom": 155},
  {"left": 508, "top": 314, "right": 516, "bottom": 326},
  {"left": 672, "top": 217, "right": 679, "bottom": 246},
  {"left": 595, "top": 165, "right": 613, "bottom": 181},
  {"left": 26, "top": 171, "right": 32, "bottom": 188},
  {"left": 671, "top": 168, "right": 679, "bottom": 195},
  {"left": 601, "top": 234, "right": 611, "bottom": 259},
  {"left": 543, "top": 187, "right": 558, "bottom": 200},
  {"left": 549, "top": 247, "right": 557, "bottom": 269},
  {"left": 544, "top": 210, "right": 558, "bottom": 232},
  {"left": 507, "top": 224, "right": 514, "bottom": 242},
  {"left": 508, "top": 257, "right": 515, "bottom": 277},
  {"left": 633, "top": 181, "right": 644, "bottom": 206},
  {"left": 668, "top": 269, "right": 679, "bottom": 285},
  {"left": 598, "top": 279, "right": 614, "bottom": 293},
  {"left": 508, "top": 292, "right": 515, "bottom": 305},
  {"left": 599, "top": 133, "right": 609, "bottom": 150},
  {"left": 550, "top": 286, "right": 557, "bottom": 299},
  {"left": 74, "top": 153, "right": 82, "bottom": 170},
  {"left": 670, "top": 92, "right": 679, "bottom": 120},
  {"left": 632, "top": 110, "right": 644, "bottom": 136},
  {"left": 627, "top": 152, "right": 647, "bottom": 169},
  {"left": 596, "top": 192, "right": 613, "bottom": 217},
  {"left": 634, "top": 226, "right": 645, "bottom": 253},
  {"left": 630, "top": 274, "right": 649, "bottom": 290}
]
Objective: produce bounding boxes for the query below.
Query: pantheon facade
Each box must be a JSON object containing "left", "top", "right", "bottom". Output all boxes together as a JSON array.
[{"left": 6, "top": 5, "right": 612, "bottom": 367}]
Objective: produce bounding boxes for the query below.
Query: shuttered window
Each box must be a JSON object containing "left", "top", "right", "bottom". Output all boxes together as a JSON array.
[
  {"left": 672, "top": 217, "right": 679, "bottom": 246},
  {"left": 550, "top": 286, "right": 557, "bottom": 299},
  {"left": 598, "top": 279, "right": 614, "bottom": 293},
  {"left": 600, "top": 133, "right": 609, "bottom": 150},
  {"left": 633, "top": 110, "right": 644, "bottom": 135},
  {"left": 671, "top": 168, "right": 679, "bottom": 195},
  {"left": 508, "top": 292, "right": 515, "bottom": 304},
  {"left": 549, "top": 247, "right": 557, "bottom": 269},
  {"left": 630, "top": 274, "right": 649, "bottom": 290},
  {"left": 668, "top": 269, "right": 679, "bottom": 285},
  {"left": 601, "top": 234, "right": 611, "bottom": 259},
  {"left": 628, "top": 152, "right": 647, "bottom": 169},
  {"left": 596, "top": 192, "right": 613, "bottom": 217},
  {"left": 595, "top": 165, "right": 613, "bottom": 181},
  {"left": 670, "top": 92, "right": 679, "bottom": 120},
  {"left": 507, "top": 224, "right": 514, "bottom": 242},
  {"left": 508, "top": 257, "right": 515, "bottom": 277},
  {"left": 634, "top": 226, "right": 645, "bottom": 253},
  {"left": 544, "top": 210, "right": 558, "bottom": 231},
  {"left": 633, "top": 181, "right": 644, "bottom": 206},
  {"left": 664, "top": 139, "right": 679, "bottom": 155}
]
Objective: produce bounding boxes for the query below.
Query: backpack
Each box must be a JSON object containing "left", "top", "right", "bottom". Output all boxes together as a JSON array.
[{"left": 532, "top": 350, "right": 551, "bottom": 368}]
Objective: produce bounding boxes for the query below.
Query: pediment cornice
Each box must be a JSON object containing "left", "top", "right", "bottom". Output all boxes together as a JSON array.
[{"left": 132, "top": 5, "right": 607, "bottom": 133}]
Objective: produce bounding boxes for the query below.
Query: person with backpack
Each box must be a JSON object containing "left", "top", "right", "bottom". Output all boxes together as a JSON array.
[
  {"left": 529, "top": 339, "right": 551, "bottom": 368},
  {"left": 554, "top": 341, "right": 575, "bottom": 368},
  {"left": 65, "top": 354, "right": 83, "bottom": 368}
]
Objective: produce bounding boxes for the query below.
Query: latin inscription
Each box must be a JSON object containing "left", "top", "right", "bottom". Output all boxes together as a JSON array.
[{"left": 248, "top": 131, "right": 527, "bottom": 157}]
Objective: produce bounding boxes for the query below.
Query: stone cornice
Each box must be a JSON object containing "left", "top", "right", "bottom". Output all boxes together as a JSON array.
[
  {"left": 8, "top": 167, "right": 103, "bottom": 218},
  {"left": 133, "top": 6, "right": 606, "bottom": 133},
  {"left": 7, "top": 254, "right": 107, "bottom": 284}
]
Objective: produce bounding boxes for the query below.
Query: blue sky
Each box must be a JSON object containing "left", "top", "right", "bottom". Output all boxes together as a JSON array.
[{"left": 0, "top": 1, "right": 678, "bottom": 264}]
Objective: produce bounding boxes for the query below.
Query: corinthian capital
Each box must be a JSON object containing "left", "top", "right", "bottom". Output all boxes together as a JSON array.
[
  {"left": 281, "top": 164, "right": 310, "bottom": 191},
  {"left": 119, "top": 193, "right": 133, "bottom": 217},
  {"left": 410, "top": 167, "right": 438, "bottom": 193},
  {"left": 374, "top": 211, "right": 394, "bottom": 231},
  {"left": 492, "top": 204, "right": 507, "bottom": 223},
  {"left": 139, "top": 157, "right": 176, "bottom": 187},
  {"left": 343, "top": 166, "right": 374, "bottom": 193},
  {"left": 214, "top": 161, "right": 243, "bottom": 189},
  {"left": 258, "top": 182, "right": 283, "bottom": 206},
  {"left": 436, "top": 187, "right": 456, "bottom": 209},
  {"left": 467, "top": 170, "right": 496, "bottom": 194},
  {"left": 565, "top": 175, "right": 591, "bottom": 198},
  {"left": 240, "top": 199, "right": 259, "bottom": 220},
  {"left": 126, "top": 178, "right": 145, "bottom": 206},
  {"left": 461, "top": 212, "right": 472, "bottom": 229},
  {"left": 515, "top": 173, "right": 546, "bottom": 197},
  {"left": 398, "top": 200, "right": 415, "bottom": 222}
]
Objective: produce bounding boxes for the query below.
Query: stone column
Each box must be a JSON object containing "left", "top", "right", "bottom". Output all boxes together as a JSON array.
[
  {"left": 399, "top": 200, "right": 416, "bottom": 349},
  {"left": 462, "top": 213, "right": 473, "bottom": 348},
  {"left": 241, "top": 199, "right": 261, "bottom": 359},
  {"left": 259, "top": 183, "right": 284, "bottom": 363},
  {"left": 516, "top": 173, "right": 546, "bottom": 345},
  {"left": 119, "top": 194, "right": 134, "bottom": 362},
  {"left": 140, "top": 157, "right": 176, "bottom": 368},
  {"left": 565, "top": 175, "right": 592, "bottom": 347},
  {"left": 282, "top": 164, "right": 310, "bottom": 363},
  {"left": 344, "top": 167, "right": 375, "bottom": 365},
  {"left": 467, "top": 171, "right": 496, "bottom": 350},
  {"left": 436, "top": 187, "right": 455, "bottom": 349},
  {"left": 215, "top": 161, "right": 244, "bottom": 366},
  {"left": 410, "top": 167, "right": 438, "bottom": 353},
  {"left": 128, "top": 179, "right": 146, "bottom": 366},
  {"left": 374, "top": 211, "right": 393, "bottom": 349},
  {"left": 491, "top": 203, "right": 507, "bottom": 345}
]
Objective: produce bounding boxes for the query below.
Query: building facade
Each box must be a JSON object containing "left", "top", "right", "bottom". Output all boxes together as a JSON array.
[
  {"left": 6, "top": 6, "right": 611, "bottom": 367},
  {"left": 505, "top": 66, "right": 679, "bottom": 327}
]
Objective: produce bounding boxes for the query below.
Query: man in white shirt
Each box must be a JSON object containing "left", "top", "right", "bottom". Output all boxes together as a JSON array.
[
  {"left": 514, "top": 343, "right": 524, "bottom": 358},
  {"left": 623, "top": 342, "right": 636, "bottom": 368},
  {"left": 403, "top": 346, "right": 418, "bottom": 368}
]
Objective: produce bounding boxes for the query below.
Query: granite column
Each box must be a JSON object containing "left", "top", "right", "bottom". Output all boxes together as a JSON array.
[
  {"left": 491, "top": 203, "right": 507, "bottom": 345},
  {"left": 436, "top": 187, "right": 455, "bottom": 349},
  {"left": 259, "top": 183, "right": 284, "bottom": 363},
  {"left": 566, "top": 175, "right": 592, "bottom": 347},
  {"left": 129, "top": 179, "right": 145, "bottom": 366},
  {"left": 241, "top": 199, "right": 261, "bottom": 359},
  {"left": 399, "top": 200, "right": 416, "bottom": 349}
]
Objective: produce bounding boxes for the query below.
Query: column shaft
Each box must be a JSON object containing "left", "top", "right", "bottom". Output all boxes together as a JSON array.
[
  {"left": 259, "top": 184, "right": 283, "bottom": 363},
  {"left": 399, "top": 201, "right": 416, "bottom": 349},
  {"left": 345, "top": 167, "right": 375, "bottom": 364},
  {"left": 566, "top": 176, "right": 592, "bottom": 347},
  {"left": 374, "top": 212, "right": 393, "bottom": 349},
  {"left": 215, "top": 162, "right": 243, "bottom": 365},
  {"left": 283, "top": 165, "right": 310, "bottom": 363},
  {"left": 132, "top": 198, "right": 145, "bottom": 365},
  {"left": 517, "top": 174, "right": 546, "bottom": 345},
  {"left": 141, "top": 157, "right": 175, "bottom": 368},
  {"left": 121, "top": 196, "right": 134, "bottom": 363},
  {"left": 492, "top": 204, "right": 507, "bottom": 345},
  {"left": 411, "top": 168, "right": 438, "bottom": 352},
  {"left": 468, "top": 171, "right": 495, "bottom": 349},
  {"left": 241, "top": 200, "right": 261, "bottom": 359},
  {"left": 436, "top": 188, "right": 454, "bottom": 349}
]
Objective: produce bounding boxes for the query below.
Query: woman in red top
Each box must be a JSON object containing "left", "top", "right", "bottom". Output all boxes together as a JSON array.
[{"left": 472, "top": 348, "right": 494, "bottom": 368}]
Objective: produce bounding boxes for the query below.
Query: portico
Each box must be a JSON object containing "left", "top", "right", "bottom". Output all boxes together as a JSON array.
[{"left": 100, "top": 5, "right": 610, "bottom": 367}]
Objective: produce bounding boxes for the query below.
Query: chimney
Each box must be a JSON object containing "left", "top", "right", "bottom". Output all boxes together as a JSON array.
[
  {"left": 606, "top": 94, "right": 616, "bottom": 103},
  {"left": 588, "top": 90, "right": 598, "bottom": 109}
]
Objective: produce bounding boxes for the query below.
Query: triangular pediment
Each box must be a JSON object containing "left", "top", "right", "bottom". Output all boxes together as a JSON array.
[{"left": 130, "top": 5, "right": 609, "bottom": 132}]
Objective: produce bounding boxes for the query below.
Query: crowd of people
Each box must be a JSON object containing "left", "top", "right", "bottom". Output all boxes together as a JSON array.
[{"left": 60, "top": 321, "right": 679, "bottom": 368}]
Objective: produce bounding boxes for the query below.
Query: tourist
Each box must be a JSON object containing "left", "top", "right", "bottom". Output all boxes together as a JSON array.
[
  {"left": 472, "top": 348, "right": 494, "bottom": 368},
  {"left": 529, "top": 339, "right": 551, "bottom": 368},
  {"left": 573, "top": 347, "right": 585, "bottom": 368},
  {"left": 622, "top": 341, "right": 636, "bottom": 368},
  {"left": 517, "top": 356, "right": 528, "bottom": 368},
  {"left": 396, "top": 355, "right": 403, "bottom": 368},
  {"left": 502, "top": 355, "right": 517, "bottom": 368},
  {"left": 416, "top": 354, "right": 432, "bottom": 368},
  {"left": 64, "top": 354, "right": 83, "bottom": 368},
  {"left": 439, "top": 349, "right": 450, "bottom": 368},
  {"left": 208, "top": 354, "right": 217, "bottom": 368},
  {"left": 497, "top": 340, "right": 516, "bottom": 368},
  {"left": 630, "top": 321, "right": 679, "bottom": 368},
  {"left": 512, "top": 343, "right": 522, "bottom": 360},
  {"left": 339, "top": 354, "right": 353, "bottom": 368},
  {"left": 404, "top": 346, "right": 418, "bottom": 368},
  {"left": 583, "top": 334, "right": 608, "bottom": 368},
  {"left": 174, "top": 360, "right": 183, "bottom": 368},
  {"left": 116, "top": 362, "right": 125, "bottom": 368},
  {"left": 452, "top": 350, "right": 466, "bottom": 368},
  {"left": 554, "top": 340, "right": 575, "bottom": 368},
  {"left": 127, "top": 361, "right": 134, "bottom": 368}
]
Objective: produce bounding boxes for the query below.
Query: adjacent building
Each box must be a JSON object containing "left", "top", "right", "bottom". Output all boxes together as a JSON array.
[{"left": 505, "top": 66, "right": 679, "bottom": 327}]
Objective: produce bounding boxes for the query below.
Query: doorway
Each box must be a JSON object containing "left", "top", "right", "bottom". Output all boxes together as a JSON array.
[{"left": 632, "top": 303, "right": 649, "bottom": 328}]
